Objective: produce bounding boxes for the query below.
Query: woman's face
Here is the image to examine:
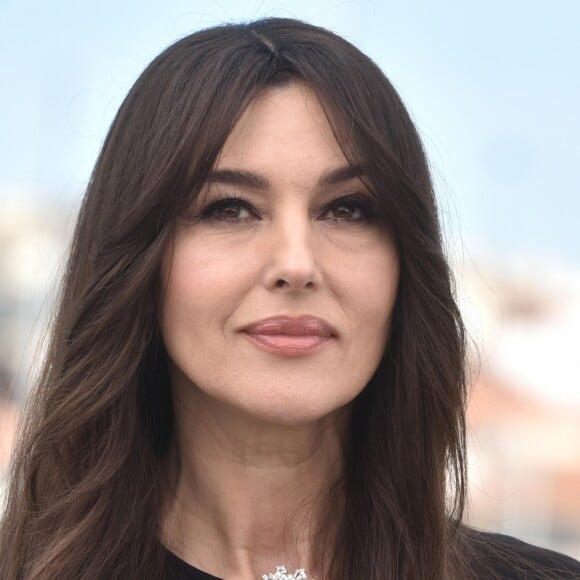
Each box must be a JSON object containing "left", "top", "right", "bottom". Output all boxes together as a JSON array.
[{"left": 160, "top": 82, "right": 399, "bottom": 426}]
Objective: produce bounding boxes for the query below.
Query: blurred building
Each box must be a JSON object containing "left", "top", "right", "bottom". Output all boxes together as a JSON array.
[
  {"left": 0, "top": 194, "right": 74, "bottom": 400},
  {"left": 0, "top": 193, "right": 75, "bottom": 492},
  {"left": 467, "top": 373, "right": 580, "bottom": 559},
  {"left": 459, "top": 255, "right": 580, "bottom": 558}
]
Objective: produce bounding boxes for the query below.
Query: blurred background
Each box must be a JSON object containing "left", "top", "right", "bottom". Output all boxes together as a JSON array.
[{"left": 1, "top": 0, "right": 579, "bottom": 558}]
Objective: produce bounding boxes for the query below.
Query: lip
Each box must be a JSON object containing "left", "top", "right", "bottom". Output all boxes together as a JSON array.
[{"left": 242, "top": 315, "right": 336, "bottom": 356}]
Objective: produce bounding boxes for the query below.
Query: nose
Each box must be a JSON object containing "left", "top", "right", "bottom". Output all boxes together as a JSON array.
[{"left": 262, "top": 212, "right": 322, "bottom": 292}]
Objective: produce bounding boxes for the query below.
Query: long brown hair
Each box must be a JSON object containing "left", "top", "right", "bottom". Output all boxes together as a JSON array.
[{"left": 1, "top": 18, "right": 469, "bottom": 579}]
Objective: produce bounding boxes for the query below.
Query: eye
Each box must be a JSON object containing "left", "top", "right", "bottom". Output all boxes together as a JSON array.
[
  {"left": 199, "top": 196, "right": 259, "bottom": 223},
  {"left": 321, "top": 194, "right": 374, "bottom": 223}
]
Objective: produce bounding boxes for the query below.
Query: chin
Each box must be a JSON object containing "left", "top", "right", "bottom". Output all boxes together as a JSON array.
[{"left": 234, "top": 395, "right": 353, "bottom": 429}]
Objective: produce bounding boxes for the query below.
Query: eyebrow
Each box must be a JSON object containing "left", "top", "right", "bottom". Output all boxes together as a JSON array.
[
  {"left": 317, "top": 164, "right": 365, "bottom": 186},
  {"left": 205, "top": 164, "right": 365, "bottom": 190}
]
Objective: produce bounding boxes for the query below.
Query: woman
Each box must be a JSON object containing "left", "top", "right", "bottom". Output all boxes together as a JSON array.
[{"left": 1, "top": 17, "right": 578, "bottom": 580}]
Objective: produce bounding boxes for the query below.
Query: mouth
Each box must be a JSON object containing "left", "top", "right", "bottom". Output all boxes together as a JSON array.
[{"left": 242, "top": 315, "right": 336, "bottom": 356}]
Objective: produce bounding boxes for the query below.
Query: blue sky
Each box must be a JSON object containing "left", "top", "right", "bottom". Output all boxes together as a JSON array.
[{"left": 1, "top": 0, "right": 579, "bottom": 265}]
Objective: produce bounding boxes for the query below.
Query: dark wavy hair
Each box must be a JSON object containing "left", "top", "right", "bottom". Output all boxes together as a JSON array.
[{"left": 1, "top": 18, "right": 471, "bottom": 579}]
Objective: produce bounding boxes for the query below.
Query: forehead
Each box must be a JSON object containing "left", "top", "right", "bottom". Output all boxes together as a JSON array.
[{"left": 215, "top": 82, "right": 351, "bottom": 185}]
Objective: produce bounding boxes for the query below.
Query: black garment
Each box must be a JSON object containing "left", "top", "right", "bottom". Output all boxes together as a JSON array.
[
  {"left": 167, "top": 549, "right": 220, "bottom": 580},
  {"left": 465, "top": 531, "right": 580, "bottom": 579},
  {"left": 165, "top": 531, "right": 580, "bottom": 579}
]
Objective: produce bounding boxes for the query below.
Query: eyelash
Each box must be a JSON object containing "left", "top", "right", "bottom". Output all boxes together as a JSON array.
[{"left": 197, "top": 193, "right": 376, "bottom": 224}]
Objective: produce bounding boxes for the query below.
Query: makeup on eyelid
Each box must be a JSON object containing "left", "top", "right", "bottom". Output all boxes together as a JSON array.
[{"left": 193, "top": 191, "right": 378, "bottom": 224}]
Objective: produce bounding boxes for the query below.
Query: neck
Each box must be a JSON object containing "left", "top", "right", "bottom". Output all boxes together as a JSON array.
[{"left": 161, "top": 389, "right": 349, "bottom": 579}]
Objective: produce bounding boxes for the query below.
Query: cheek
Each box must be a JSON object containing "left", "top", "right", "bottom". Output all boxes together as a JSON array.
[
  {"left": 369, "top": 257, "right": 399, "bottom": 326},
  {"left": 160, "top": 234, "right": 267, "bottom": 363},
  {"left": 352, "top": 251, "right": 399, "bottom": 381},
  {"left": 335, "top": 243, "right": 399, "bottom": 330},
  {"left": 169, "top": 238, "right": 239, "bottom": 294},
  {"left": 160, "top": 240, "right": 237, "bottom": 345}
]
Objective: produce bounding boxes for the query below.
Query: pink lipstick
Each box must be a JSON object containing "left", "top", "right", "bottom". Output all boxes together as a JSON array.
[{"left": 243, "top": 316, "right": 335, "bottom": 356}]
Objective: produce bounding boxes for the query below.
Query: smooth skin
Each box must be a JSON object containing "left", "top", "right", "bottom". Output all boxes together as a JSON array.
[{"left": 160, "top": 82, "right": 399, "bottom": 579}]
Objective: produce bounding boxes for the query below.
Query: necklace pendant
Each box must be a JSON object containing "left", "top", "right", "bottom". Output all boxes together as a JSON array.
[{"left": 261, "top": 564, "right": 308, "bottom": 579}]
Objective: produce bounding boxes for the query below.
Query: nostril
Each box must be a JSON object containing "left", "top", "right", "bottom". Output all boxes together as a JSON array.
[{"left": 273, "top": 277, "right": 315, "bottom": 290}]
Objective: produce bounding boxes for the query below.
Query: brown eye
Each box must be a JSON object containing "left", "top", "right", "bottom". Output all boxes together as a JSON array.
[
  {"left": 330, "top": 204, "right": 362, "bottom": 220},
  {"left": 216, "top": 203, "right": 244, "bottom": 219},
  {"left": 322, "top": 194, "right": 374, "bottom": 223},
  {"left": 200, "top": 197, "right": 258, "bottom": 223}
]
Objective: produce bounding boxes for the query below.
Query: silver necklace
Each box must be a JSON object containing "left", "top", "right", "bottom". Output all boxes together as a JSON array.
[{"left": 261, "top": 564, "right": 309, "bottom": 579}]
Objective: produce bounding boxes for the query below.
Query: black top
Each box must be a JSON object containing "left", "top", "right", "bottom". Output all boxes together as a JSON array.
[
  {"left": 165, "top": 530, "right": 580, "bottom": 579},
  {"left": 167, "top": 550, "right": 221, "bottom": 580}
]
